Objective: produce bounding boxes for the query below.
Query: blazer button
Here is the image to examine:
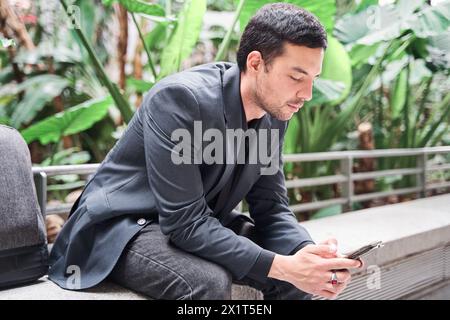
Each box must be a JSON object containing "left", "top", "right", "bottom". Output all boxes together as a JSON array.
[{"left": 137, "top": 218, "right": 146, "bottom": 226}]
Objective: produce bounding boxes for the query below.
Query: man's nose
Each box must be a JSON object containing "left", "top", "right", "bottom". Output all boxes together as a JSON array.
[{"left": 297, "top": 80, "right": 314, "bottom": 102}]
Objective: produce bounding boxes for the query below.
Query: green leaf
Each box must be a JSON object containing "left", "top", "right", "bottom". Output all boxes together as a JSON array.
[
  {"left": 0, "top": 117, "right": 9, "bottom": 125},
  {"left": 0, "top": 83, "right": 19, "bottom": 105},
  {"left": 239, "top": 0, "right": 336, "bottom": 33},
  {"left": 320, "top": 36, "right": 352, "bottom": 105},
  {"left": 408, "top": 59, "right": 431, "bottom": 85},
  {"left": 10, "top": 75, "right": 69, "bottom": 128},
  {"left": 0, "top": 37, "right": 15, "bottom": 48},
  {"left": 419, "top": 92, "right": 450, "bottom": 147},
  {"left": 354, "top": 0, "right": 378, "bottom": 13},
  {"left": 284, "top": 114, "right": 300, "bottom": 155},
  {"left": 411, "top": 1, "right": 450, "bottom": 38},
  {"left": 309, "top": 78, "right": 345, "bottom": 106},
  {"left": 102, "top": 0, "right": 115, "bottom": 6},
  {"left": 334, "top": 1, "right": 449, "bottom": 46},
  {"left": 59, "top": 0, "right": 134, "bottom": 123},
  {"left": 126, "top": 77, "right": 154, "bottom": 93},
  {"left": 40, "top": 147, "right": 91, "bottom": 166},
  {"left": 334, "top": 4, "right": 404, "bottom": 46},
  {"left": 144, "top": 21, "right": 169, "bottom": 51},
  {"left": 115, "top": 0, "right": 165, "bottom": 16},
  {"left": 283, "top": 115, "right": 300, "bottom": 174},
  {"left": 158, "top": 0, "right": 206, "bottom": 79},
  {"left": 215, "top": 0, "right": 245, "bottom": 61},
  {"left": 21, "top": 96, "right": 113, "bottom": 144},
  {"left": 368, "top": 56, "right": 408, "bottom": 92},
  {"left": 47, "top": 181, "right": 87, "bottom": 191},
  {"left": 349, "top": 43, "right": 380, "bottom": 67},
  {"left": 75, "top": 0, "right": 96, "bottom": 43},
  {"left": 390, "top": 69, "right": 407, "bottom": 120},
  {"left": 310, "top": 204, "right": 342, "bottom": 220},
  {"left": 427, "top": 31, "right": 450, "bottom": 70}
]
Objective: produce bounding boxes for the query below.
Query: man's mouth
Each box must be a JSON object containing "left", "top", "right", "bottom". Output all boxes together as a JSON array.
[{"left": 287, "top": 103, "right": 302, "bottom": 112}]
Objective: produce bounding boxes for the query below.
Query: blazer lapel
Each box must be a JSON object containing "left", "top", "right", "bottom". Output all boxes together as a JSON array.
[
  {"left": 206, "top": 64, "right": 243, "bottom": 202},
  {"left": 216, "top": 115, "right": 274, "bottom": 215}
]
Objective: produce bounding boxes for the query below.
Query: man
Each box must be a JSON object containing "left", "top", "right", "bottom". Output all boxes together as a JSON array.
[{"left": 48, "top": 3, "right": 362, "bottom": 300}]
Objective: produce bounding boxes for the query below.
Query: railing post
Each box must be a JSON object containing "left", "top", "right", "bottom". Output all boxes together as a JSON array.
[
  {"left": 33, "top": 171, "right": 47, "bottom": 218},
  {"left": 416, "top": 152, "right": 427, "bottom": 198},
  {"left": 340, "top": 156, "right": 353, "bottom": 212}
]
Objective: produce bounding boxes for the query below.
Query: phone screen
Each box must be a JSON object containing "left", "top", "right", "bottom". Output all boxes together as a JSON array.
[{"left": 345, "top": 241, "right": 384, "bottom": 260}]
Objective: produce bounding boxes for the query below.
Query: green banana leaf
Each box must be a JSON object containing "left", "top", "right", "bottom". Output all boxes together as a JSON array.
[
  {"left": 320, "top": 36, "right": 352, "bottom": 105},
  {"left": 126, "top": 77, "right": 154, "bottom": 94},
  {"left": 60, "top": 0, "right": 134, "bottom": 123},
  {"left": 334, "top": 0, "right": 449, "bottom": 46},
  {"left": 102, "top": 0, "right": 165, "bottom": 16},
  {"left": 158, "top": 0, "right": 207, "bottom": 79},
  {"left": 10, "top": 75, "right": 69, "bottom": 128},
  {"left": 21, "top": 96, "right": 113, "bottom": 145},
  {"left": 390, "top": 69, "right": 407, "bottom": 120}
]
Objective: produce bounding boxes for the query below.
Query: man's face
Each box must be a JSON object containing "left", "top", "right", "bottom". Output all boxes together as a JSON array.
[{"left": 252, "top": 43, "right": 324, "bottom": 121}]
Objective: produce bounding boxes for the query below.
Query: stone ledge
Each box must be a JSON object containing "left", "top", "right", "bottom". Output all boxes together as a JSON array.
[
  {"left": 2, "top": 194, "right": 448, "bottom": 300},
  {"left": 301, "top": 194, "right": 450, "bottom": 299},
  {"left": 302, "top": 194, "right": 450, "bottom": 269},
  {"left": 0, "top": 276, "right": 263, "bottom": 300}
]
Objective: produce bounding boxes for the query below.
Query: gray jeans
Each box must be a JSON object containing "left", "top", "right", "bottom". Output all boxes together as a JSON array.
[{"left": 109, "top": 222, "right": 312, "bottom": 300}]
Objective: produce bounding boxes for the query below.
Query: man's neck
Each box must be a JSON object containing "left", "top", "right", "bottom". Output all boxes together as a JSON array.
[{"left": 240, "top": 71, "right": 266, "bottom": 123}]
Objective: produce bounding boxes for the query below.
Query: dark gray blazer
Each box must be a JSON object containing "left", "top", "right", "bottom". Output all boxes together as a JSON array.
[{"left": 48, "top": 62, "right": 314, "bottom": 290}]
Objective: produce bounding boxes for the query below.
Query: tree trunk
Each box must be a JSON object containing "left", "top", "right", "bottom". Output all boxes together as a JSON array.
[
  {"left": 113, "top": 3, "right": 128, "bottom": 126},
  {"left": 133, "top": 34, "right": 143, "bottom": 108},
  {"left": 354, "top": 122, "right": 382, "bottom": 207},
  {"left": 0, "top": 0, "right": 35, "bottom": 87},
  {"left": 0, "top": 0, "right": 35, "bottom": 50},
  {"left": 116, "top": 3, "right": 128, "bottom": 91}
]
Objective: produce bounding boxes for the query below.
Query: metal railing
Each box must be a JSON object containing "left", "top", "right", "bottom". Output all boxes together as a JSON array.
[
  {"left": 283, "top": 146, "right": 450, "bottom": 213},
  {"left": 32, "top": 146, "right": 450, "bottom": 216}
]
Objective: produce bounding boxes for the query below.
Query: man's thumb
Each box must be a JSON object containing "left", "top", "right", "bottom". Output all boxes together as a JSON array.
[{"left": 306, "top": 244, "right": 337, "bottom": 255}]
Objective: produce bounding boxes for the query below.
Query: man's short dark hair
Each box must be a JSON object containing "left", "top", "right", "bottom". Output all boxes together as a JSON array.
[{"left": 236, "top": 3, "right": 327, "bottom": 72}]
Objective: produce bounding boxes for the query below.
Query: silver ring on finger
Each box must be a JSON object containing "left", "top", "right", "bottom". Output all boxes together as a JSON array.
[{"left": 330, "top": 271, "right": 338, "bottom": 285}]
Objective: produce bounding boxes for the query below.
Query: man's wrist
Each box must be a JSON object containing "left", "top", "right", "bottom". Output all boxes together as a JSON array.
[
  {"left": 289, "top": 240, "right": 315, "bottom": 255},
  {"left": 268, "top": 254, "right": 290, "bottom": 281}
]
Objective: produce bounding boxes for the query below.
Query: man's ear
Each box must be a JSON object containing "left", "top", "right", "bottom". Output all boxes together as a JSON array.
[{"left": 246, "top": 51, "right": 263, "bottom": 73}]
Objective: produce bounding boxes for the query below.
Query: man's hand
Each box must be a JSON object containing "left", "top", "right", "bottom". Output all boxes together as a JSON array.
[{"left": 268, "top": 240, "right": 363, "bottom": 300}]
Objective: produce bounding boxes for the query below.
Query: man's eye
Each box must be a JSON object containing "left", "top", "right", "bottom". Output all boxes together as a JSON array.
[{"left": 290, "top": 76, "right": 301, "bottom": 81}]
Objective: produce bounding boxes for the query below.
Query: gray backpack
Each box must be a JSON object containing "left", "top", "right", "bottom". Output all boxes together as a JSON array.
[{"left": 0, "top": 125, "right": 48, "bottom": 288}]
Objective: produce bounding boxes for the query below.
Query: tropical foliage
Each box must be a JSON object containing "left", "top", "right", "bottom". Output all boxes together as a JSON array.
[{"left": 0, "top": 0, "right": 448, "bottom": 215}]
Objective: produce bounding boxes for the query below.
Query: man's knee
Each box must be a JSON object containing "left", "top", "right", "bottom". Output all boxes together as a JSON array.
[
  {"left": 189, "top": 263, "right": 232, "bottom": 300},
  {"left": 110, "top": 247, "right": 233, "bottom": 300}
]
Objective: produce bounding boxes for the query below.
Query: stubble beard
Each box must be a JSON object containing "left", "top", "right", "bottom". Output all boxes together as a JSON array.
[{"left": 253, "top": 81, "right": 293, "bottom": 122}]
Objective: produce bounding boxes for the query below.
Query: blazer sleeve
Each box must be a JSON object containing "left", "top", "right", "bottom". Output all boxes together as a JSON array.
[
  {"left": 141, "top": 84, "right": 274, "bottom": 282},
  {"left": 245, "top": 123, "right": 315, "bottom": 255}
]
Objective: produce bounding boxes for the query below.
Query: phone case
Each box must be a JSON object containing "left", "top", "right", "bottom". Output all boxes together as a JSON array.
[{"left": 345, "top": 241, "right": 384, "bottom": 259}]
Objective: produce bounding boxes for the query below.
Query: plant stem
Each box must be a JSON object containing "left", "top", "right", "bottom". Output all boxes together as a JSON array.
[
  {"left": 59, "top": 0, "right": 134, "bottom": 123},
  {"left": 131, "top": 13, "right": 157, "bottom": 80},
  {"left": 419, "top": 91, "right": 450, "bottom": 147},
  {"left": 165, "top": 0, "right": 172, "bottom": 43},
  {"left": 215, "top": 0, "right": 246, "bottom": 62},
  {"left": 332, "top": 40, "right": 394, "bottom": 131},
  {"left": 411, "top": 75, "right": 433, "bottom": 148},
  {"left": 377, "top": 66, "right": 384, "bottom": 168},
  {"left": 403, "top": 58, "right": 411, "bottom": 149},
  {"left": 166, "top": 0, "right": 172, "bottom": 16}
]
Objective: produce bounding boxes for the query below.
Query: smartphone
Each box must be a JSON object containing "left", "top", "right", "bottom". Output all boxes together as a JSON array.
[{"left": 344, "top": 241, "right": 384, "bottom": 260}]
